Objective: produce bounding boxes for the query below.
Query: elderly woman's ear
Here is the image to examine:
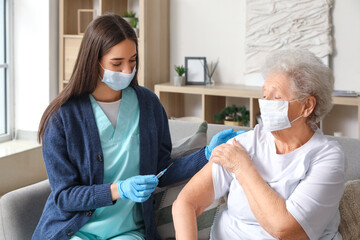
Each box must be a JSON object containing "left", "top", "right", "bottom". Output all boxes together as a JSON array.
[{"left": 302, "top": 96, "right": 316, "bottom": 118}]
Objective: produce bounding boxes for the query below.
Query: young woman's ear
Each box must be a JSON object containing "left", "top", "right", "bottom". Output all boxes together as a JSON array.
[{"left": 303, "top": 96, "right": 316, "bottom": 117}]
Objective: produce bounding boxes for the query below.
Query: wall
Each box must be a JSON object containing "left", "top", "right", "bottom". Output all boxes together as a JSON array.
[
  {"left": 332, "top": 0, "right": 360, "bottom": 91},
  {"left": 13, "top": 0, "right": 58, "bottom": 135},
  {"left": 0, "top": 146, "right": 46, "bottom": 195},
  {"left": 320, "top": 0, "right": 360, "bottom": 138},
  {"left": 170, "top": 0, "right": 360, "bottom": 138},
  {"left": 170, "top": 0, "right": 245, "bottom": 85}
]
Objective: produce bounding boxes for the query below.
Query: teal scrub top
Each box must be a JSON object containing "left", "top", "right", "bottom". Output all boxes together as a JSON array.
[{"left": 73, "top": 87, "right": 145, "bottom": 240}]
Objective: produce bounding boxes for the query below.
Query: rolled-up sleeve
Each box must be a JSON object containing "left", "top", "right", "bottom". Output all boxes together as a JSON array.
[{"left": 212, "top": 163, "right": 234, "bottom": 200}]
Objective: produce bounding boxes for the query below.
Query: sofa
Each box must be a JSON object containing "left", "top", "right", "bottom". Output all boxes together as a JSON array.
[{"left": 0, "top": 120, "right": 359, "bottom": 240}]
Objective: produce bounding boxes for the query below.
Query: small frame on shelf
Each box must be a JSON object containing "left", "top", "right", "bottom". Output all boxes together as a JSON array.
[
  {"left": 185, "top": 57, "right": 207, "bottom": 85},
  {"left": 77, "top": 9, "right": 96, "bottom": 35}
]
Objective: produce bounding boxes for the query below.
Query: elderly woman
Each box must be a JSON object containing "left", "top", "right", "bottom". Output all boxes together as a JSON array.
[{"left": 172, "top": 49, "right": 345, "bottom": 240}]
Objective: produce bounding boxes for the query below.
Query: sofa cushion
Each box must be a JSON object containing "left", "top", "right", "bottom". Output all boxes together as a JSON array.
[
  {"left": 155, "top": 121, "right": 226, "bottom": 239},
  {"left": 168, "top": 119, "right": 252, "bottom": 145},
  {"left": 170, "top": 121, "right": 207, "bottom": 158},
  {"left": 327, "top": 136, "right": 360, "bottom": 181},
  {"left": 0, "top": 179, "right": 51, "bottom": 240},
  {"left": 338, "top": 180, "right": 360, "bottom": 240}
]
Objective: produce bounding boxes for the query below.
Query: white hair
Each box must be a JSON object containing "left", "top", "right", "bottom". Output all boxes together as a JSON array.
[{"left": 262, "top": 49, "right": 334, "bottom": 124}]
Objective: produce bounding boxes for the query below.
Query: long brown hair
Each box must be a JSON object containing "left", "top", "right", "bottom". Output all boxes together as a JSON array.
[{"left": 38, "top": 14, "right": 138, "bottom": 143}]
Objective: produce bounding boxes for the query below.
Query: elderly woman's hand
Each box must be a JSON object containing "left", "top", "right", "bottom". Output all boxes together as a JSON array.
[
  {"left": 205, "top": 129, "right": 246, "bottom": 160},
  {"left": 210, "top": 139, "right": 253, "bottom": 177}
]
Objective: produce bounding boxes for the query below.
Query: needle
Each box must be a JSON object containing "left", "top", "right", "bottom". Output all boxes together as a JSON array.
[{"left": 156, "top": 162, "right": 174, "bottom": 179}]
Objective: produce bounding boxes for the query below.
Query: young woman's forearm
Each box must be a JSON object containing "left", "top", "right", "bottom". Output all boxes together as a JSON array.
[
  {"left": 110, "top": 183, "right": 120, "bottom": 201},
  {"left": 172, "top": 199, "right": 198, "bottom": 239}
]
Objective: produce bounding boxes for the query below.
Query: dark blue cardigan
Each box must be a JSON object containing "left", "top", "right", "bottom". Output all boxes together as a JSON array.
[{"left": 32, "top": 86, "right": 207, "bottom": 240}]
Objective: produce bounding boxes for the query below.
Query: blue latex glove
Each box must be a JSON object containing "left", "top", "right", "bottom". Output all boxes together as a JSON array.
[
  {"left": 116, "top": 175, "right": 159, "bottom": 202},
  {"left": 205, "top": 129, "right": 246, "bottom": 160}
]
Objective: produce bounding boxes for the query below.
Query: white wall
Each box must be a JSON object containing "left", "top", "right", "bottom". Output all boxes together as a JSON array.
[
  {"left": 332, "top": 0, "right": 360, "bottom": 91},
  {"left": 170, "top": 0, "right": 245, "bottom": 85},
  {"left": 13, "top": 0, "right": 58, "bottom": 135},
  {"left": 170, "top": 0, "right": 360, "bottom": 138},
  {"left": 170, "top": 0, "right": 360, "bottom": 90},
  {"left": 0, "top": 145, "right": 46, "bottom": 195}
]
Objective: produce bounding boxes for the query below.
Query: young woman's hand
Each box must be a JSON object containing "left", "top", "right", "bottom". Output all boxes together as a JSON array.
[
  {"left": 116, "top": 175, "right": 159, "bottom": 202},
  {"left": 205, "top": 129, "right": 246, "bottom": 160}
]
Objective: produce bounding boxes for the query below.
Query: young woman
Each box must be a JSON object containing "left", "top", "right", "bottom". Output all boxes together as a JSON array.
[{"left": 33, "top": 14, "right": 236, "bottom": 240}]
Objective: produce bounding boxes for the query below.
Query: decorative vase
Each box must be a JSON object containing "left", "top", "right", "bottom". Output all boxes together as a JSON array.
[
  {"left": 174, "top": 76, "right": 185, "bottom": 86},
  {"left": 206, "top": 76, "right": 215, "bottom": 86},
  {"left": 223, "top": 120, "right": 243, "bottom": 126}
]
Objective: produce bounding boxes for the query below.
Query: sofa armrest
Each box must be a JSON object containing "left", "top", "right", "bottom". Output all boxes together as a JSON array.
[{"left": 0, "top": 179, "right": 50, "bottom": 240}]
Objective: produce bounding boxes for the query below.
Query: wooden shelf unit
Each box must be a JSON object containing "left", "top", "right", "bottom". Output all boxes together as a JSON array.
[
  {"left": 155, "top": 82, "right": 360, "bottom": 138},
  {"left": 59, "top": 0, "right": 169, "bottom": 92},
  {"left": 154, "top": 82, "right": 263, "bottom": 127},
  {"left": 324, "top": 96, "right": 360, "bottom": 138}
]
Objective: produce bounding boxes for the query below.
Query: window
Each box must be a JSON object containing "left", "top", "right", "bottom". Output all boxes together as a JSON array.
[{"left": 0, "top": 0, "right": 11, "bottom": 142}]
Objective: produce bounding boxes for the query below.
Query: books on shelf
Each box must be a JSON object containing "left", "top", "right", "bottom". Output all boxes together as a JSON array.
[{"left": 332, "top": 90, "right": 359, "bottom": 97}]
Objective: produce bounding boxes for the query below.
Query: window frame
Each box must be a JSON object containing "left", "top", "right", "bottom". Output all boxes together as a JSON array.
[{"left": 0, "top": 0, "right": 13, "bottom": 143}]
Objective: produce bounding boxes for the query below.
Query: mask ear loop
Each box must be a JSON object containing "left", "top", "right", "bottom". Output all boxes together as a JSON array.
[
  {"left": 98, "top": 62, "right": 105, "bottom": 70},
  {"left": 290, "top": 115, "right": 302, "bottom": 124},
  {"left": 289, "top": 97, "right": 306, "bottom": 124},
  {"left": 98, "top": 62, "right": 105, "bottom": 80}
]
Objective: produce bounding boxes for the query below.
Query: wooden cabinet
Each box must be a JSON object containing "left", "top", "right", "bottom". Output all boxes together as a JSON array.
[
  {"left": 63, "top": 37, "right": 82, "bottom": 81},
  {"left": 155, "top": 82, "right": 360, "bottom": 138},
  {"left": 59, "top": 0, "right": 169, "bottom": 92}
]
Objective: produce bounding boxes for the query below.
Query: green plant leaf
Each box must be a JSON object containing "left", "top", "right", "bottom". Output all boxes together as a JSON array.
[
  {"left": 174, "top": 65, "right": 186, "bottom": 76},
  {"left": 130, "top": 18, "right": 138, "bottom": 28},
  {"left": 213, "top": 104, "right": 250, "bottom": 126},
  {"left": 124, "top": 10, "right": 136, "bottom": 18}
]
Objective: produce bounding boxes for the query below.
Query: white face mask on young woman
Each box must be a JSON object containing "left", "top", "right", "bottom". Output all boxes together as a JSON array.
[
  {"left": 99, "top": 64, "right": 136, "bottom": 91},
  {"left": 258, "top": 99, "right": 302, "bottom": 132}
]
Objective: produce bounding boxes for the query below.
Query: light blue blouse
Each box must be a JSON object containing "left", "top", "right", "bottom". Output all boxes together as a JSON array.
[{"left": 73, "top": 87, "right": 145, "bottom": 240}]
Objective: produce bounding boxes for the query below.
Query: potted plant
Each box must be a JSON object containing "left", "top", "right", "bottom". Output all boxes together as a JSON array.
[
  {"left": 174, "top": 65, "right": 186, "bottom": 86},
  {"left": 123, "top": 10, "right": 137, "bottom": 24},
  {"left": 214, "top": 105, "right": 250, "bottom": 126}
]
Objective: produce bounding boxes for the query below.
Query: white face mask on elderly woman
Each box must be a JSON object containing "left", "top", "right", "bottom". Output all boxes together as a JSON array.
[{"left": 258, "top": 99, "right": 302, "bottom": 132}]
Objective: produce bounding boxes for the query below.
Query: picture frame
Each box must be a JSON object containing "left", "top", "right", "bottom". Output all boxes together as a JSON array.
[
  {"left": 77, "top": 9, "right": 96, "bottom": 35},
  {"left": 185, "top": 57, "right": 207, "bottom": 85}
]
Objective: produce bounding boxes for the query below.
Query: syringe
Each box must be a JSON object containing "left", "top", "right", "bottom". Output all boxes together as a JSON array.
[{"left": 156, "top": 162, "right": 174, "bottom": 179}]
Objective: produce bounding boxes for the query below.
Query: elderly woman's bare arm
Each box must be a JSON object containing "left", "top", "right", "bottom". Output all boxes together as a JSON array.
[
  {"left": 239, "top": 164, "right": 308, "bottom": 240},
  {"left": 211, "top": 140, "right": 308, "bottom": 240},
  {"left": 172, "top": 162, "right": 215, "bottom": 240}
]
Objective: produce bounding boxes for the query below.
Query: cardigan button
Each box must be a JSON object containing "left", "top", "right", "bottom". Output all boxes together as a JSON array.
[
  {"left": 97, "top": 155, "right": 103, "bottom": 162},
  {"left": 85, "top": 210, "right": 93, "bottom": 217},
  {"left": 66, "top": 230, "right": 74, "bottom": 237}
]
